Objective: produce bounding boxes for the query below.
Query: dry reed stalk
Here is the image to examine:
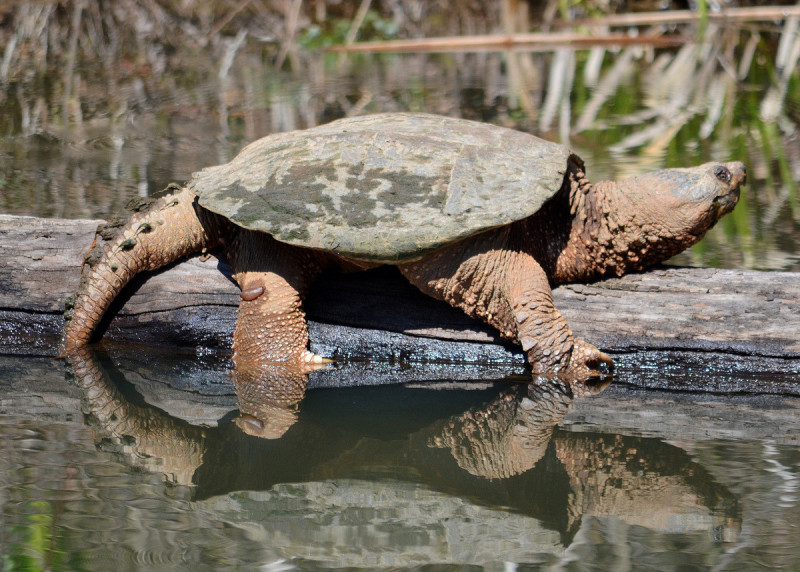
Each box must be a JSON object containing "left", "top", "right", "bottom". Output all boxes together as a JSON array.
[
  {"left": 539, "top": 48, "right": 573, "bottom": 134},
  {"left": 345, "top": 0, "right": 372, "bottom": 45},
  {"left": 329, "top": 32, "right": 687, "bottom": 54},
  {"left": 275, "top": 0, "right": 304, "bottom": 70},
  {"left": 560, "top": 5, "right": 800, "bottom": 28},
  {"left": 501, "top": 0, "right": 537, "bottom": 120},
  {"left": 761, "top": 16, "right": 800, "bottom": 121},
  {"left": 63, "top": 0, "right": 85, "bottom": 126},
  {"left": 574, "top": 49, "right": 635, "bottom": 133},
  {"left": 208, "top": 0, "right": 253, "bottom": 40}
]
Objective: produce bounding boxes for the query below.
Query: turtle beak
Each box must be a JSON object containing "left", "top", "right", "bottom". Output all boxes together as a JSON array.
[{"left": 727, "top": 161, "right": 747, "bottom": 191}]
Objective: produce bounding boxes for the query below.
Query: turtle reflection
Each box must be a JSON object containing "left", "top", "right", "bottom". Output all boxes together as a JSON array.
[
  {"left": 429, "top": 377, "right": 607, "bottom": 479},
  {"left": 232, "top": 360, "right": 310, "bottom": 439},
  {"left": 429, "top": 380, "right": 741, "bottom": 541},
  {"left": 66, "top": 346, "right": 209, "bottom": 486},
  {"left": 63, "top": 348, "right": 741, "bottom": 545},
  {"left": 64, "top": 347, "right": 310, "bottom": 486}
]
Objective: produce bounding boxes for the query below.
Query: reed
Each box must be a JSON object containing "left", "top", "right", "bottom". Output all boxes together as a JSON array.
[{"left": 0, "top": 1, "right": 797, "bottom": 269}]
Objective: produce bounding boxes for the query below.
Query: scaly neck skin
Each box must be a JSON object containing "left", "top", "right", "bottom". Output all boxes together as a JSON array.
[
  {"left": 535, "top": 162, "right": 699, "bottom": 284},
  {"left": 552, "top": 169, "right": 631, "bottom": 283}
]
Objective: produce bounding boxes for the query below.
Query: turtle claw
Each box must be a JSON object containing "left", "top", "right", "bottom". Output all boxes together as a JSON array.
[
  {"left": 564, "top": 339, "right": 614, "bottom": 380},
  {"left": 300, "top": 350, "right": 334, "bottom": 368}
]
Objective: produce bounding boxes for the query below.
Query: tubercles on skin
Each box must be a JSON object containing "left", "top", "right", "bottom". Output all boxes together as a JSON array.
[
  {"left": 61, "top": 187, "right": 220, "bottom": 352},
  {"left": 240, "top": 285, "right": 266, "bottom": 301},
  {"left": 229, "top": 234, "right": 330, "bottom": 370},
  {"left": 136, "top": 222, "right": 153, "bottom": 235},
  {"left": 117, "top": 238, "right": 137, "bottom": 252}
]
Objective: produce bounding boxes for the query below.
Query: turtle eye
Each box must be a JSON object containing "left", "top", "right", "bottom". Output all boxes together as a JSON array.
[{"left": 714, "top": 166, "right": 732, "bottom": 183}]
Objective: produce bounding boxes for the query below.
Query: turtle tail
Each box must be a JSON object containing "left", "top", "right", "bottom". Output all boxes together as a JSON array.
[{"left": 62, "top": 185, "right": 221, "bottom": 351}]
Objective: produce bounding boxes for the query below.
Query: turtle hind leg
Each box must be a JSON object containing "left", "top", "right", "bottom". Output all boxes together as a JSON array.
[
  {"left": 228, "top": 231, "right": 330, "bottom": 371},
  {"left": 62, "top": 187, "right": 219, "bottom": 351}
]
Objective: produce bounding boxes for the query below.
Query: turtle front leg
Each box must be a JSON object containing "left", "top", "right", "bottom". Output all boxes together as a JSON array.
[
  {"left": 501, "top": 255, "right": 613, "bottom": 377},
  {"left": 399, "top": 233, "right": 612, "bottom": 377},
  {"left": 227, "top": 231, "right": 329, "bottom": 369}
]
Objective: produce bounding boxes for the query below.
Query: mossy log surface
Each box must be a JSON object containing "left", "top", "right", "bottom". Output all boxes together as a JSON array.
[{"left": 1, "top": 214, "right": 798, "bottom": 393}]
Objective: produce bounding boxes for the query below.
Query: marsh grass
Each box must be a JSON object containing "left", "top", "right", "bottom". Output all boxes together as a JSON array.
[{"left": 0, "top": 1, "right": 798, "bottom": 269}]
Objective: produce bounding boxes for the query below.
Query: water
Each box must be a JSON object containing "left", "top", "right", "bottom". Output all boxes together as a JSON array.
[
  {"left": 1, "top": 5, "right": 800, "bottom": 569},
  {"left": 0, "top": 15, "right": 798, "bottom": 269},
  {"left": 2, "top": 349, "right": 799, "bottom": 570}
]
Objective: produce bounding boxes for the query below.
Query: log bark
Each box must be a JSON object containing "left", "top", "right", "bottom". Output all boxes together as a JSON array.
[{"left": 1, "top": 214, "right": 798, "bottom": 390}]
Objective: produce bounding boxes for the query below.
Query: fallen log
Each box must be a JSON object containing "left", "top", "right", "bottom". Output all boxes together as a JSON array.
[{"left": 1, "top": 214, "right": 798, "bottom": 392}]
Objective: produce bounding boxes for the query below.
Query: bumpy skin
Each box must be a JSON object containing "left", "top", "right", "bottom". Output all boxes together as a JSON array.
[
  {"left": 400, "top": 158, "right": 745, "bottom": 374},
  {"left": 62, "top": 145, "right": 745, "bottom": 379},
  {"left": 63, "top": 187, "right": 220, "bottom": 348}
]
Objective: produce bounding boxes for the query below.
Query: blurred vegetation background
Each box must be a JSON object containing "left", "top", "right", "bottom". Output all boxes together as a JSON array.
[{"left": 0, "top": 0, "right": 798, "bottom": 270}]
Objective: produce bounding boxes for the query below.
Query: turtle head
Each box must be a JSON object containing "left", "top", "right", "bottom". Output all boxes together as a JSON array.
[
  {"left": 659, "top": 161, "right": 746, "bottom": 224},
  {"left": 619, "top": 160, "right": 746, "bottom": 249},
  {"left": 557, "top": 160, "right": 746, "bottom": 282}
]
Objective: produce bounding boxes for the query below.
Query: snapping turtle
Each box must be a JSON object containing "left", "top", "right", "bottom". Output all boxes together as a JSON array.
[{"left": 62, "top": 113, "right": 745, "bottom": 377}]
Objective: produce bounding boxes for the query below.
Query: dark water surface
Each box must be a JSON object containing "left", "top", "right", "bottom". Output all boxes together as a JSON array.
[
  {"left": 1, "top": 8, "right": 800, "bottom": 570},
  {"left": 2, "top": 349, "right": 800, "bottom": 570}
]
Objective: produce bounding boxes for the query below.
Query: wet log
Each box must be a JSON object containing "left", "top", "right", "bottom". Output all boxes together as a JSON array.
[{"left": 1, "top": 214, "right": 798, "bottom": 390}]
